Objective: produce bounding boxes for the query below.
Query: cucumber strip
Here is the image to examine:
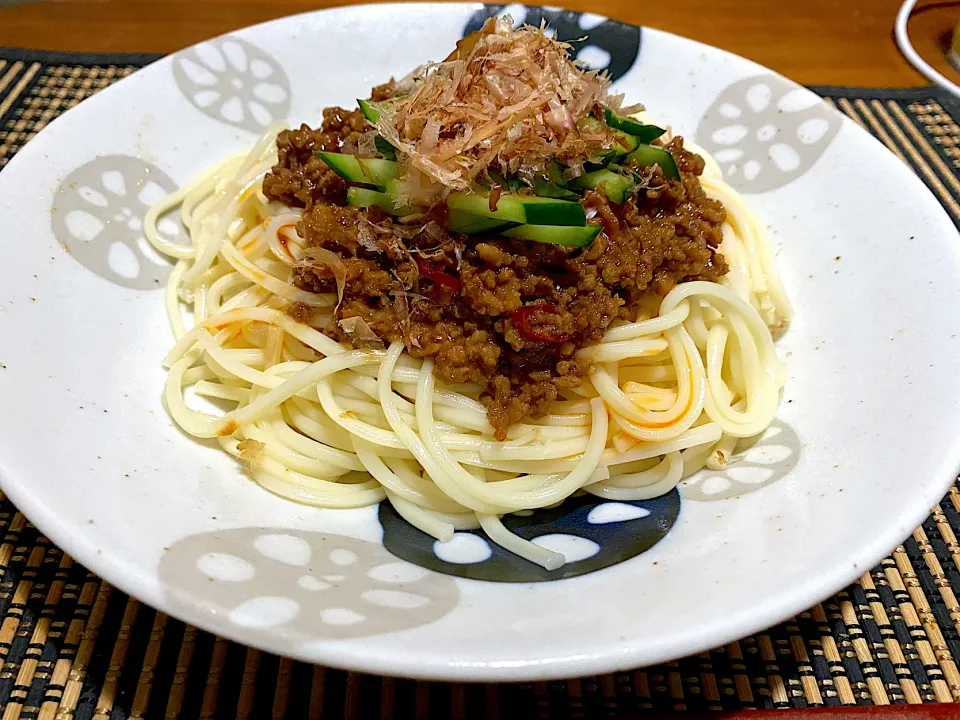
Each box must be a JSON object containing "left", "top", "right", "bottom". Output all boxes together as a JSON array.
[
  {"left": 503, "top": 223, "right": 601, "bottom": 248},
  {"left": 447, "top": 192, "right": 525, "bottom": 223},
  {"left": 374, "top": 136, "right": 397, "bottom": 161},
  {"left": 447, "top": 192, "right": 586, "bottom": 227},
  {"left": 627, "top": 145, "right": 680, "bottom": 180},
  {"left": 487, "top": 170, "right": 525, "bottom": 192},
  {"left": 603, "top": 109, "right": 666, "bottom": 144},
  {"left": 517, "top": 196, "right": 587, "bottom": 226},
  {"left": 582, "top": 118, "right": 641, "bottom": 163},
  {"left": 597, "top": 129, "right": 641, "bottom": 162},
  {"left": 315, "top": 152, "right": 399, "bottom": 188},
  {"left": 447, "top": 209, "right": 520, "bottom": 235},
  {"left": 347, "top": 187, "right": 392, "bottom": 212},
  {"left": 358, "top": 98, "right": 382, "bottom": 123},
  {"left": 570, "top": 169, "right": 635, "bottom": 204},
  {"left": 533, "top": 177, "right": 580, "bottom": 200},
  {"left": 346, "top": 187, "right": 416, "bottom": 216},
  {"left": 589, "top": 134, "right": 638, "bottom": 167},
  {"left": 546, "top": 161, "right": 568, "bottom": 186}
]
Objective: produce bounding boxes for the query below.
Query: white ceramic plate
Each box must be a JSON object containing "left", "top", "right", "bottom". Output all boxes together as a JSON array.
[{"left": 1, "top": 3, "right": 959, "bottom": 681}]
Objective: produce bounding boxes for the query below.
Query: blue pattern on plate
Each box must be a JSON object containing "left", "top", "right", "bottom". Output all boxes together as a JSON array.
[
  {"left": 379, "top": 491, "right": 680, "bottom": 582},
  {"left": 463, "top": 5, "right": 642, "bottom": 82}
]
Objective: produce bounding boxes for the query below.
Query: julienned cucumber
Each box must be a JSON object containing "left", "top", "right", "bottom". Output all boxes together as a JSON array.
[
  {"left": 316, "top": 152, "right": 399, "bottom": 188},
  {"left": 493, "top": 161, "right": 578, "bottom": 199},
  {"left": 447, "top": 193, "right": 522, "bottom": 224},
  {"left": 570, "top": 169, "right": 635, "bottom": 204},
  {"left": 374, "top": 136, "right": 396, "bottom": 160},
  {"left": 347, "top": 187, "right": 391, "bottom": 212},
  {"left": 447, "top": 192, "right": 586, "bottom": 226},
  {"left": 532, "top": 176, "right": 580, "bottom": 200},
  {"left": 487, "top": 170, "right": 524, "bottom": 192},
  {"left": 500, "top": 195, "right": 587, "bottom": 226},
  {"left": 346, "top": 187, "right": 416, "bottom": 216},
  {"left": 603, "top": 110, "right": 666, "bottom": 144},
  {"left": 597, "top": 129, "right": 641, "bottom": 162},
  {"left": 358, "top": 98, "right": 383, "bottom": 124},
  {"left": 503, "top": 224, "right": 601, "bottom": 248},
  {"left": 582, "top": 118, "right": 641, "bottom": 163},
  {"left": 545, "top": 161, "right": 567, "bottom": 186},
  {"left": 348, "top": 189, "right": 594, "bottom": 242},
  {"left": 627, "top": 145, "right": 680, "bottom": 180},
  {"left": 355, "top": 100, "right": 397, "bottom": 158},
  {"left": 447, "top": 209, "right": 520, "bottom": 235}
]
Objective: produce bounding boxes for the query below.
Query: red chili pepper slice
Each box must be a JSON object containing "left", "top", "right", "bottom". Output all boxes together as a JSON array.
[
  {"left": 417, "top": 258, "right": 461, "bottom": 293},
  {"left": 511, "top": 304, "right": 573, "bottom": 343}
]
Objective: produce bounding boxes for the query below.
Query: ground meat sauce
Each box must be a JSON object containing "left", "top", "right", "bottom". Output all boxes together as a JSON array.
[
  {"left": 260, "top": 108, "right": 367, "bottom": 208},
  {"left": 263, "top": 110, "right": 727, "bottom": 439}
]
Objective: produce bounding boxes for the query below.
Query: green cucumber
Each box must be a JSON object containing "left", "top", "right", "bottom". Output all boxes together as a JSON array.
[
  {"left": 374, "top": 136, "right": 396, "bottom": 161},
  {"left": 545, "top": 161, "right": 567, "bottom": 186},
  {"left": 583, "top": 117, "right": 641, "bottom": 164},
  {"left": 358, "top": 98, "right": 382, "bottom": 124},
  {"left": 533, "top": 176, "right": 580, "bottom": 200},
  {"left": 346, "top": 187, "right": 416, "bottom": 216},
  {"left": 447, "top": 192, "right": 525, "bottom": 224},
  {"left": 448, "top": 209, "right": 520, "bottom": 235},
  {"left": 597, "top": 129, "right": 641, "bottom": 162},
  {"left": 446, "top": 193, "right": 586, "bottom": 227},
  {"left": 517, "top": 196, "right": 586, "bottom": 225},
  {"left": 570, "top": 169, "right": 635, "bottom": 204},
  {"left": 315, "top": 152, "right": 399, "bottom": 188},
  {"left": 486, "top": 164, "right": 579, "bottom": 199},
  {"left": 627, "top": 145, "right": 680, "bottom": 181},
  {"left": 603, "top": 109, "right": 666, "bottom": 144},
  {"left": 347, "top": 187, "right": 392, "bottom": 213},
  {"left": 487, "top": 170, "right": 524, "bottom": 193},
  {"left": 503, "top": 224, "right": 601, "bottom": 248}
]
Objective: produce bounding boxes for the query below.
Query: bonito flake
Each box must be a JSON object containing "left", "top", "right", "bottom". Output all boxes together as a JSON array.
[{"left": 374, "top": 17, "right": 640, "bottom": 205}]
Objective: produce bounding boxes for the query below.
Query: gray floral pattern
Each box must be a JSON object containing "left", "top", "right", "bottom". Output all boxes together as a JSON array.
[
  {"left": 696, "top": 75, "right": 842, "bottom": 193},
  {"left": 172, "top": 36, "right": 291, "bottom": 133},
  {"left": 51, "top": 155, "right": 178, "bottom": 290},
  {"left": 159, "top": 528, "right": 459, "bottom": 641},
  {"left": 680, "top": 420, "right": 801, "bottom": 501}
]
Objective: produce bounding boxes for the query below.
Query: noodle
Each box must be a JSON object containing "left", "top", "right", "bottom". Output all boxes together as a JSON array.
[{"left": 148, "top": 122, "right": 790, "bottom": 570}]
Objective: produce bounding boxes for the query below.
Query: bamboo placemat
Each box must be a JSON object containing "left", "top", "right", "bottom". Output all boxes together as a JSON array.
[{"left": 2, "top": 48, "right": 960, "bottom": 719}]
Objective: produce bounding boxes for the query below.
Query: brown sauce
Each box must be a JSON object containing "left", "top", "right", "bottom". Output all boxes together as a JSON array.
[{"left": 263, "top": 108, "right": 727, "bottom": 439}]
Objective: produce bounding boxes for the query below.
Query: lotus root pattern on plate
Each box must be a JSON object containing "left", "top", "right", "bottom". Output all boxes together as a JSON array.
[
  {"left": 696, "top": 74, "right": 842, "bottom": 193},
  {"left": 680, "top": 420, "right": 802, "bottom": 502},
  {"left": 172, "top": 36, "right": 291, "bottom": 133},
  {"left": 463, "top": 5, "right": 641, "bottom": 82},
  {"left": 379, "top": 491, "right": 680, "bottom": 582},
  {"left": 159, "top": 528, "right": 459, "bottom": 641},
  {"left": 51, "top": 155, "right": 179, "bottom": 290}
]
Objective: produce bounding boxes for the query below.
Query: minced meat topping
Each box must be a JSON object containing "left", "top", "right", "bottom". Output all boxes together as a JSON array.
[{"left": 261, "top": 21, "right": 728, "bottom": 439}]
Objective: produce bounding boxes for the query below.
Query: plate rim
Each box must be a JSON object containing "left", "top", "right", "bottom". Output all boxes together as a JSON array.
[{"left": 1, "top": 2, "right": 959, "bottom": 681}]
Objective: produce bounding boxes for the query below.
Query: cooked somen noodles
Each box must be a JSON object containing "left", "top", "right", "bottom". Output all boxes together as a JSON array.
[{"left": 148, "top": 18, "right": 791, "bottom": 570}]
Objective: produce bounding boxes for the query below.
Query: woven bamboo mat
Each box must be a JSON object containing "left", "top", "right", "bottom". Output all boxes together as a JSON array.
[{"left": 2, "top": 47, "right": 960, "bottom": 719}]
